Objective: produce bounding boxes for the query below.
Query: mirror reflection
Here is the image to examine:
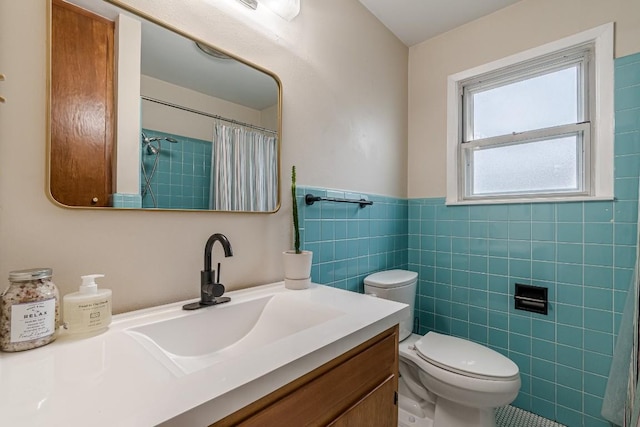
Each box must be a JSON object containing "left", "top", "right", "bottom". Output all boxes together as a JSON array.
[{"left": 50, "top": 0, "right": 281, "bottom": 212}]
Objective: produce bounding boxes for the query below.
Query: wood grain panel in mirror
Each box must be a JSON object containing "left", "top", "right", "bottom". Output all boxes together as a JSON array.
[{"left": 51, "top": 0, "right": 114, "bottom": 207}]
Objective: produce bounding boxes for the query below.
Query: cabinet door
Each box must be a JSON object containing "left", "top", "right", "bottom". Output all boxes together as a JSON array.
[
  {"left": 328, "top": 376, "right": 397, "bottom": 427},
  {"left": 51, "top": 0, "right": 114, "bottom": 207},
  {"left": 237, "top": 333, "right": 396, "bottom": 426},
  {"left": 213, "top": 326, "right": 399, "bottom": 427}
]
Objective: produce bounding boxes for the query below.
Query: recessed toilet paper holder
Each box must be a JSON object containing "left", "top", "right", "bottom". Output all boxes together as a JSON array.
[{"left": 514, "top": 283, "right": 548, "bottom": 315}]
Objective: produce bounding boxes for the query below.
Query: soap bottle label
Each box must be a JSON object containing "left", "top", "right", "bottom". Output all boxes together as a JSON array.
[
  {"left": 65, "top": 298, "right": 111, "bottom": 332},
  {"left": 84, "top": 299, "right": 110, "bottom": 328},
  {"left": 10, "top": 298, "right": 56, "bottom": 343}
]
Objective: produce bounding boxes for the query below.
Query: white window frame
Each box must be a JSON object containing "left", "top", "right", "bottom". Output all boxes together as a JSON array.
[{"left": 446, "top": 23, "right": 614, "bottom": 205}]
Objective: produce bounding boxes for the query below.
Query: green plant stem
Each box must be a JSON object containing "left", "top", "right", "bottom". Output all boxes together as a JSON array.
[{"left": 292, "top": 166, "right": 301, "bottom": 254}]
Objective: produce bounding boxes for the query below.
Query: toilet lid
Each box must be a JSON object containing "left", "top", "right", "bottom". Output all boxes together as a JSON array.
[
  {"left": 414, "top": 332, "right": 519, "bottom": 380},
  {"left": 364, "top": 270, "right": 417, "bottom": 288}
]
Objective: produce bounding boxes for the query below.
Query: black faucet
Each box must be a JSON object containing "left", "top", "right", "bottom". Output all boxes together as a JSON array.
[{"left": 183, "top": 233, "right": 233, "bottom": 310}]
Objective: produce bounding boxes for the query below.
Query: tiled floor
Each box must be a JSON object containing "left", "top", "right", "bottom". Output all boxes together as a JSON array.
[{"left": 496, "top": 406, "right": 566, "bottom": 427}]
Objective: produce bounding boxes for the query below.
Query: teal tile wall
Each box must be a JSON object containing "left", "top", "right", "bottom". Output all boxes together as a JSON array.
[
  {"left": 298, "top": 187, "right": 408, "bottom": 293},
  {"left": 408, "top": 52, "right": 640, "bottom": 427},
  {"left": 141, "top": 129, "right": 211, "bottom": 209}
]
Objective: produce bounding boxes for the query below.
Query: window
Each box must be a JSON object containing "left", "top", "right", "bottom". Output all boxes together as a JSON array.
[{"left": 446, "top": 23, "right": 614, "bottom": 205}]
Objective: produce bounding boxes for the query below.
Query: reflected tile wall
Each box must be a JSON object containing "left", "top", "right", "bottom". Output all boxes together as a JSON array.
[
  {"left": 111, "top": 192, "right": 142, "bottom": 208},
  {"left": 140, "top": 129, "right": 211, "bottom": 210}
]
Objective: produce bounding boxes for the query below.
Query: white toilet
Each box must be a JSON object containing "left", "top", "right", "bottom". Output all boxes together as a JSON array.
[{"left": 364, "top": 270, "right": 521, "bottom": 427}]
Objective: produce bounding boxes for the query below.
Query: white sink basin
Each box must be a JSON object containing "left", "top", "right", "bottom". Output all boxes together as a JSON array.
[
  {"left": 126, "top": 292, "right": 345, "bottom": 375},
  {"left": 0, "top": 282, "right": 409, "bottom": 427}
]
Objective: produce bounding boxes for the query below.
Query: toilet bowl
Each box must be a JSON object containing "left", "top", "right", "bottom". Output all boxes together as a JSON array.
[
  {"left": 364, "top": 270, "right": 521, "bottom": 427},
  {"left": 400, "top": 333, "right": 520, "bottom": 427}
]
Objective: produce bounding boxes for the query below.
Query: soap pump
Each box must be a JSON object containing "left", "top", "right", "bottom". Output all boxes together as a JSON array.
[{"left": 63, "top": 274, "right": 112, "bottom": 335}]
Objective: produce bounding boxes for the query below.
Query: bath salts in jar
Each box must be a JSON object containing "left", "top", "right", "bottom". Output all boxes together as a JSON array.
[{"left": 0, "top": 268, "right": 60, "bottom": 352}]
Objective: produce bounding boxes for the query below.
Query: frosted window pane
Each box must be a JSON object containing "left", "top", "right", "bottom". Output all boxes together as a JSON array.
[
  {"left": 472, "top": 66, "right": 579, "bottom": 140},
  {"left": 472, "top": 136, "right": 579, "bottom": 195}
]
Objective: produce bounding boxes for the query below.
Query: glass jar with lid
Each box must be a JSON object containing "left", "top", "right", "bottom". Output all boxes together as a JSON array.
[{"left": 0, "top": 268, "right": 60, "bottom": 352}]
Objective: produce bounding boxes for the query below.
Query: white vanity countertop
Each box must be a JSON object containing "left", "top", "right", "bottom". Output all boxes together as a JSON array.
[{"left": 0, "top": 282, "right": 408, "bottom": 426}]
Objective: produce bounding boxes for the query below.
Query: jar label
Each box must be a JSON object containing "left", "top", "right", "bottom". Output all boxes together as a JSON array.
[{"left": 10, "top": 298, "right": 56, "bottom": 343}]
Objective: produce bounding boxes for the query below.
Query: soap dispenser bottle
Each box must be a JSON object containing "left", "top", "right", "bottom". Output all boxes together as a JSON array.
[{"left": 63, "top": 274, "right": 112, "bottom": 335}]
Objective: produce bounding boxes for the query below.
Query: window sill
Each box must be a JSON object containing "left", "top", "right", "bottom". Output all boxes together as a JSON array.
[{"left": 445, "top": 195, "right": 614, "bottom": 206}]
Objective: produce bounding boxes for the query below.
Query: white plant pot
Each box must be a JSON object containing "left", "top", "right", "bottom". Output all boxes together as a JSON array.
[{"left": 282, "top": 250, "right": 313, "bottom": 290}]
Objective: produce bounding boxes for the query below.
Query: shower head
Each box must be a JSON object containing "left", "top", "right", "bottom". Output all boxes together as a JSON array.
[
  {"left": 141, "top": 132, "right": 179, "bottom": 155},
  {"left": 142, "top": 132, "right": 159, "bottom": 155}
]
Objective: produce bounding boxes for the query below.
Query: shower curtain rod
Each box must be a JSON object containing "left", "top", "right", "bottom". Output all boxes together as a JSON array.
[{"left": 140, "top": 95, "right": 278, "bottom": 135}]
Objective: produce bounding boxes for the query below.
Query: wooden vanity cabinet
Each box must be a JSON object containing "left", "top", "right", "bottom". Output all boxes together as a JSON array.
[{"left": 212, "top": 325, "right": 399, "bottom": 427}]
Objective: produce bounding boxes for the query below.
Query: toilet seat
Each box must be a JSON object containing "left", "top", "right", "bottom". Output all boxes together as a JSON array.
[
  {"left": 414, "top": 332, "right": 519, "bottom": 381},
  {"left": 364, "top": 269, "right": 418, "bottom": 287},
  {"left": 399, "top": 333, "right": 521, "bottom": 411}
]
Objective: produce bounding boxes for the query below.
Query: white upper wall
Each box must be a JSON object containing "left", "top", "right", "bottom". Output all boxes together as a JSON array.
[
  {"left": 261, "top": 103, "right": 278, "bottom": 132},
  {"left": 0, "top": 0, "right": 408, "bottom": 313},
  {"left": 408, "top": 0, "right": 640, "bottom": 198}
]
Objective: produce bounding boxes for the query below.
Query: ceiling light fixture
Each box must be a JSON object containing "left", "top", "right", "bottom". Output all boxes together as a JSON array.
[
  {"left": 235, "top": 0, "right": 300, "bottom": 21},
  {"left": 236, "top": 0, "right": 258, "bottom": 10}
]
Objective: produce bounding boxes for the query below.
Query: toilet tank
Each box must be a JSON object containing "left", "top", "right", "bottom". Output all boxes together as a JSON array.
[{"left": 364, "top": 270, "right": 417, "bottom": 341}]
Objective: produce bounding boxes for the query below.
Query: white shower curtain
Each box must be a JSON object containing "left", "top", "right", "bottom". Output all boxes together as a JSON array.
[
  {"left": 602, "top": 181, "right": 640, "bottom": 426},
  {"left": 209, "top": 122, "right": 278, "bottom": 212}
]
